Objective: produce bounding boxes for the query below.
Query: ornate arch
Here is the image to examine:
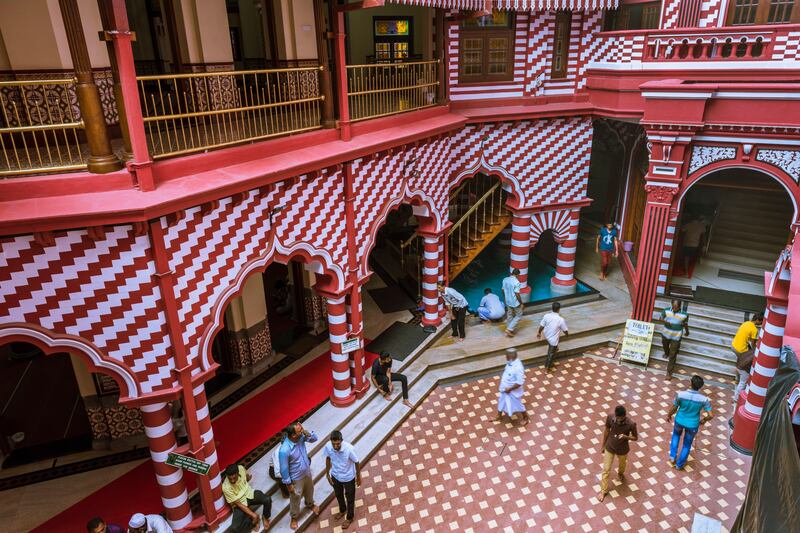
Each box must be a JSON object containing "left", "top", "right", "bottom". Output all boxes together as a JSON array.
[
  {"left": 450, "top": 158, "right": 525, "bottom": 210},
  {"left": 530, "top": 208, "right": 580, "bottom": 245},
  {"left": 0, "top": 324, "right": 139, "bottom": 400}
]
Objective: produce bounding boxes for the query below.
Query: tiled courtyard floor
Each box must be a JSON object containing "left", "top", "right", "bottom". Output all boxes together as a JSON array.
[{"left": 308, "top": 356, "right": 750, "bottom": 533}]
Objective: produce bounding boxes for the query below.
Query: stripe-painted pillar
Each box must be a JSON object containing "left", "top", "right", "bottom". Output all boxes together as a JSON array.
[
  {"left": 421, "top": 232, "right": 444, "bottom": 327},
  {"left": 731, "top": 266, "right": 790, "bottom": 453},
  {"left": 550, "top": 209, "right": 580, "bottom": 294},
  {"left": 140, "top": 402, "right": 193, "bottom": 530},
  {"left": 326, "top": 295, "right": 355, "bottom": 406},
  {"left": 509, "top": 212, "right": 532, "bottom": 287},
  {"left": 632, "top": 185, "right": 678, "bottom": 321},
  {"left": 656, "top": 208, "right": 679, "bottom": 296},
  {"left": 438, "top": 230, "right": 448, "bottom": 320},
  {"left": 192, "top": 385, "right": 226, "bottom": 514},
  {"left": 346, "top": 286, "right": 368, "bottom": 398}
]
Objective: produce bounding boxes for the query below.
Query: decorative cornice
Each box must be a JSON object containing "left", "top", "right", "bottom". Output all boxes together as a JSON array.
[
  {"left": 644, "top": 185, "right": 678, "bottom": 204},
  {"left": 689, "top": 145, "right": 737, "bottom": 175},
  {"left": 756, "top": 149, "right": 800, "bottom": 182}
]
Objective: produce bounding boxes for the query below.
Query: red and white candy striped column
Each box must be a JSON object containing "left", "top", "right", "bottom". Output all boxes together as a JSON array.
[
  {"left": 140, "top": 402, "right": 193, "bottom": 529},
  {"left": 731, "top": 297, "right": 788, "bottom": 453},
  {"left": 509, "top": 212, "right": 532, "bottom": 287},
  {"left": 550, "top": 208, "right": 580, "bottom": 294},
  {"left": 326, "top": 295, "right": 355, "bottom": 406},
  {"left": 192, "top": 384, "right": 227, "bottom": 514},
  {"left": 421, "top": 232, "right": 444, "bottom": 327}
]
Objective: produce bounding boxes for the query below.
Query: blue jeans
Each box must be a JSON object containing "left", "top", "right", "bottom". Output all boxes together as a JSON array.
[{"left": 669, "top": 422, "right": 698, "bottom": 469}]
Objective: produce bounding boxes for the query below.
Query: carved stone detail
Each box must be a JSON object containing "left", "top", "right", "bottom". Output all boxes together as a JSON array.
[
  {"left": 756, "top": 149, "right": 800, "bottom": 182},
  {"left": 644, "top": 185, "right": 678, "bottom": 204},
  {"left": 688, "top": 145, "right": 737, "bottom": 175}
]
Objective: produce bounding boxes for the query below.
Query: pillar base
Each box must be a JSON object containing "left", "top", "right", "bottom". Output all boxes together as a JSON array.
[
  {"left": 730, "top": 402, "right": 759, "bottom": 455},
  {"left": 330, "top": 391, "right": 356, "bottom": 407},
  {"left": 550, "top": 276, "right": 577, "bottom": 295},
  {"left": 87, "top": 153, "right": 124, "bottom": 174},
  {"left": 354, "top": 380, "right": 371, "bottom": 400}
]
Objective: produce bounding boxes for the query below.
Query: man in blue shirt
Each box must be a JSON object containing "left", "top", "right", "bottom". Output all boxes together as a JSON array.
[
  {"left": 324, "top": 430, "right": 361, "bottom": 529},
  {"left": 279, "top": 422, "right": 319, "bottom": 529},
  {"left": 666, "top": 375, "right": 713, "bottom": 470},
  {"left": 502, "top": 268, "right": 524, "bottom": 337},
  {"left": 595, "top": 222, "right": 619, "bottom": 280},
  {"left": 477, "top": 287, "right": 505, "bottom": 322}
]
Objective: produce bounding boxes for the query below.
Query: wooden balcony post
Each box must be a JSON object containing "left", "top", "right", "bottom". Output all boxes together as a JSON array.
[
  {"left": 97, "top": 0, "right": 132, "bottom": 159},
  {"left": 435, "top": 8, "right": 446, "bottom": 104},
  {"left": 314, "top": 0, "right": 335, "bottom": 128},
  {"left": 58, "top": 0, "right": 122, "bottom": 174},
  {"left": 333, "top": 8, "right": 351, "bottom": 141}
]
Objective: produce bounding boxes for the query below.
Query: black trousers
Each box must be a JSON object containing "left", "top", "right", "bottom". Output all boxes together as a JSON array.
[
  {"left": 545, "top": 343, "right": 558, "bottom": 369},
  {"left": 376, "top": 373, "right": 409, "bottom": 399},
  {"left": 332, "top": 476, "right": 357, "bottom": 520},
  {"left": 268, "top": 465, "right": 290, "bottom": 497},
  {"left": 227, "top": 491, "right": 272, "bottom": 533},
  {"left": 661, "top": 334, "right": 681, "bottom": 375},
  {"left": 451, "top": 306, "right": 467, "bottom": 338}
]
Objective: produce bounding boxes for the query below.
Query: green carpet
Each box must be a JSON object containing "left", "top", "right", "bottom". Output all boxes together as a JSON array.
[{"left": 694, "top": 286, "right": 766, "bottom": 312}]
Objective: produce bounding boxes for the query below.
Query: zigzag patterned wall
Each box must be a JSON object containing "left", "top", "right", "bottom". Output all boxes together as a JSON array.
[{"left": 0, "top": 226, "right": 174, "bottom": 397}]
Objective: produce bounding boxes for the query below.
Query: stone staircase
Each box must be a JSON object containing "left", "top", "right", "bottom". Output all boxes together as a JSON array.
[
  {"left": 704, "top": 189, "right": 791, "bottom": 278},
  {"left": 212, "top": 298, "right": 627, "bottom": 532},
  {"left": 648, "top": 297, "right": 749, "bottom": 380}
]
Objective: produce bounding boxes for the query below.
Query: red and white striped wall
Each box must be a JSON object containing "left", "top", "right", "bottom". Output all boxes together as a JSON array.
[
  {"left": 550, "top": 209, "right": 581, "bottom": 293},
  {"left": 422, "top": 235, "right": 443, "bottom": 326},
  {"left": 509, "top": 213, "right": 533, "bottom": 287},
  {"left": 325, "top": 296, "right": 353, "bottom": 406},
  {"left": 192, "top": 385, "right": 226, "bottom": 515},
  {"left": 140, "top": 402, "right": 193, "bottom": 530},
  {"left": 656, "top": 209, "right": 679, "bottom": 296}
]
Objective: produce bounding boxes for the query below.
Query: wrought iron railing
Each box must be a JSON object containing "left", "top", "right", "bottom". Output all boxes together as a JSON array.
[
  {"left": 0, "top": 78, "right": 87, "bottom": 176},
  {"left": 347, "top": 60, "right": 438, "bottom": 122},
  {"left": 137, "top": 66, "right": 325, "bottom": 159}
]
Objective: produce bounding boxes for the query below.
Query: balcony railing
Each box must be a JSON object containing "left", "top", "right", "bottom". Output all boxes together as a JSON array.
[
  {"left": 347, "top": 60, "right": 439, "bottom": 122},
  {"left": 645, "top": 30, "right": 773, "bottom": 61},
  {"left": 0, "top": 78, "right": 87, "bottom": 177},
  {"left": 137, "top": 66, "right": 324, "bottom": 159}
]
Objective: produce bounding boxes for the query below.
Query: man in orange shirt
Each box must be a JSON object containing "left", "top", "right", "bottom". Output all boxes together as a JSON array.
[{"left": 731, "top": 313, "right": 763, "bottom": 403}]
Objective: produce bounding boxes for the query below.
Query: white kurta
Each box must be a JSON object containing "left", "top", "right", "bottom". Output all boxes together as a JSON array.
[{"left": 497, "top": 359, "right": 525, "bottom": 416}]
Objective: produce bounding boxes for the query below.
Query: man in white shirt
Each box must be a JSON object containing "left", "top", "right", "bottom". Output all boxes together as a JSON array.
[
  {"left": 127, "top": 512, "right": 172, "bottom": 533},
  {"left": 438, "top": 284, "right": 469, "bottom": 340},
  {"left": 323, "top": 430, "right": 361, "bottom": 529},
  {"left": 495, "top": 348, "right": 529, "bottom": 426},
  {"left": 477, "top": 288, "right": 505, "bottom": 322},
  {"left": 502, "top": 269, "right": 524, "bottom": 337},
  {"left": 538, "top": 302, "right": 569, "bottom": 372}
]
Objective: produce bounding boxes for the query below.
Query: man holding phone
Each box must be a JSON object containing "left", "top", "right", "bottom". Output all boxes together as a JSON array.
[{"left": 597, "top": 405, "right": 638, "bottom": 502}]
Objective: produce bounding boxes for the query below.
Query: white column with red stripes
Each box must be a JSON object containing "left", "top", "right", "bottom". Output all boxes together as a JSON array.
[
  {"left": 421, "top": 234, "right": 443, "bottom": 327},
  {"left": 326, "top": 295, "right": 354, "bottom": 406},
  {"left": 657, "top": 209, "right": 679, "bottom": 295},
  {"left": 509, "top": 212, "right": 532, "bottom": 287},
  {"left": 192, "top": 385, "right": 226, "bottom": 514},
  {"left": 550, "top": 209, "right": 580, "bottom": 294},
  {"left": 140, "top": 402, "right": 193, "bottom": 529}
]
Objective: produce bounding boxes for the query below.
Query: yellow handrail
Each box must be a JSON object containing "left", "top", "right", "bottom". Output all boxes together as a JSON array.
[{"left": 449, "top": 182, "right": 502, "bottom": 234}]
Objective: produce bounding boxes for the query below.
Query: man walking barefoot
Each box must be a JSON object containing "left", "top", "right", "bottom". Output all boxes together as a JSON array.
[
  {"left": 660, "top": 299, "right": 689, "bottom": 380},
  {"left": 597, "top": 405, "right": 638, "bottom": 502},
  {"left": 324, "top": 430, "right": 362, "bottom": 530},
  {"left": 495, "top": 348, "right": 529, "bottom": 426},
  {"left": 595, "top": 222, "right": 619, "bottom": 281},
  {"left": 666, "top": 375, "right": 713, "bottom": 470},
  {"left": 279, "top": 422, "right": 320, "bottom": 530},
  {"left": 502, "top": 269, "right": 524, "bottom": 337},
  {"left": 538, "top": 302, "right": 568, "bottom": 372},
  {"left": 438, "top": 283, "right": 469, "bottom": 341}
]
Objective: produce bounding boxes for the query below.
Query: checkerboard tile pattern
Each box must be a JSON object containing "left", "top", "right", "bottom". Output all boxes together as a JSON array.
[{"left": 309, "top": 357, "right": 749, "bottom": 533}]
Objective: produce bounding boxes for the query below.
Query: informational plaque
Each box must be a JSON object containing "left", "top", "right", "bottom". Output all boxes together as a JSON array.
[
  {"left": 619, "top": 319, "right": 655, "bottom": 366},
  {"left": 341, "top": 337, "right": 362, "bottom": 354},
  {"left": 166, "top": 452, "right": 211, "bottom": 475}
]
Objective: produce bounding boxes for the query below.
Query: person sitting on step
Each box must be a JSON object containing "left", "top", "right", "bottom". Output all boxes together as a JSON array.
[{"left": 371, "top": 351, "right": 413, "bottom": 408}]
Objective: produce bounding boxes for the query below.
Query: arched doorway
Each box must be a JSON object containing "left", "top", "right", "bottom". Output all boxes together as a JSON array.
[
  {"left": 671, "top": 168, "right": 795, "bottom": 299},
  {"left": 0, "top": 342, "right": 93, "bottom": 467}
]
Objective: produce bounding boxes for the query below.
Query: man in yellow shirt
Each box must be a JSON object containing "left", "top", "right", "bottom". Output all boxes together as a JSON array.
[
  {"left": 222, "top": 464, "right": 271, "bottom": 532},
  {"left": 731, "top": 313, "right": 764, "bottom": 403}
]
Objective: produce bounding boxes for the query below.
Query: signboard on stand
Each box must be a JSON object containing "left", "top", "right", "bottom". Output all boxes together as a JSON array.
[{"left": 619, "top": 319, "right": 655, "bottom": 366}]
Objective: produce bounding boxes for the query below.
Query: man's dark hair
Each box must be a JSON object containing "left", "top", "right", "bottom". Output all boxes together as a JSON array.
[
  {"left": 691, "top": 375, "right": 704, "bottom": 391},
  {"left": 512, "top": 268, "right": 520, "bottom": 275},
  {"left": 330, "top": 430, "right": 343, "bottom": 442},
  {"left": 672, "top": 299, "right": 681, "bottom": 309},
  {"left": 614, "top": 405, "right": 626, "bottom": 417},
  {"left": 484, "top": 288, "right": 492, "bottom": 294},
  {"left": 286, "top": 423, "right": 299, "bottom": 437},
  {"left": 87, "top": 517, "right": 104, "bottom": 532},
  {"left": 380, "top": 351, "right": 392, "bottom": 360},
  {"left": 552, "top": 302, "right": 561, "bottom": 313},
  {"left": 224, "top": 464, "right": 239, "bottom": 478},
  {"left": 753, "top": 313, "right": 764, "bottom": 323}
]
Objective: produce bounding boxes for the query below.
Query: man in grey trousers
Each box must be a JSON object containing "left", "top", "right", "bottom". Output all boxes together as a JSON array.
[
  {"left": 502, "top": 268, "right": 524, "bottom": 337},
  {"left": 279, "top": 421, "right": 320, "bottom": 530}
]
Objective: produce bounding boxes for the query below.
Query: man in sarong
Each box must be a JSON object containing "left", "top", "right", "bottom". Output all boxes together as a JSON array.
[{"left": 495, "top": 348, "right": 529, "bottom": 426}]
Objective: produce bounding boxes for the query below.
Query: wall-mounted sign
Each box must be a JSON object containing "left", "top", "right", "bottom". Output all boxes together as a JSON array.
[
  {"left": 341, "top": 337, "right": 362, "bottom": 354},
  {"left": 166, "top": 452, "right": 211, "bottom": 476}
]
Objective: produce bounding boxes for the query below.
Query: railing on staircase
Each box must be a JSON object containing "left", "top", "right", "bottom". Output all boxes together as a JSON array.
[{"left": 400, "top": 179, "right": 511, "bottom": 285}]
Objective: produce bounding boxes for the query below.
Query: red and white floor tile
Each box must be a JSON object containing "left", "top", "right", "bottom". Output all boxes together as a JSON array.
[{"left": 308, "top": 357, "right": 749, "bottom": 533}]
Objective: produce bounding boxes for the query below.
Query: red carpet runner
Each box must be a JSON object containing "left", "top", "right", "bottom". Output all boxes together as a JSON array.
[{"left": 32, "top": 349, "right": 378, "bottom": 531}]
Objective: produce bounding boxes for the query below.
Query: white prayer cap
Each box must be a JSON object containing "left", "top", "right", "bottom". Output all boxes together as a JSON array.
[{"left": 128, "top": 513, "right": 146, "bottom": 528}]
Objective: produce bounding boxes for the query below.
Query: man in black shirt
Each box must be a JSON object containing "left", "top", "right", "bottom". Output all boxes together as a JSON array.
[
  {"left": 371, "top": 351, "right": 412, "bottom": 408},
  {"left": 597, "top": 405, "right": 638, "bottom": 502}
]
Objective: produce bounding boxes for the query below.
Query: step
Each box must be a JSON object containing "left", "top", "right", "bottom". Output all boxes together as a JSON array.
[
  {"left": 711, "top": 235, "right": 786, "bottom": 254},
  {"left": 654, "top": 298, "right": 746, "bottom": 326},
  {"left": 704, "top": 253, "right": 774, "bottom": 271},
  {"left": 711, "top": 217, "right": 791, "bottom": 235},
  {"left": 707, "top": 243, "right": 783, "bottom": 263},
  {"left": 712, "top": 227, "right": 787, "bottom": 246},
  {"left": 648, "top": 347, "right": 736, "bottom": 381}
]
